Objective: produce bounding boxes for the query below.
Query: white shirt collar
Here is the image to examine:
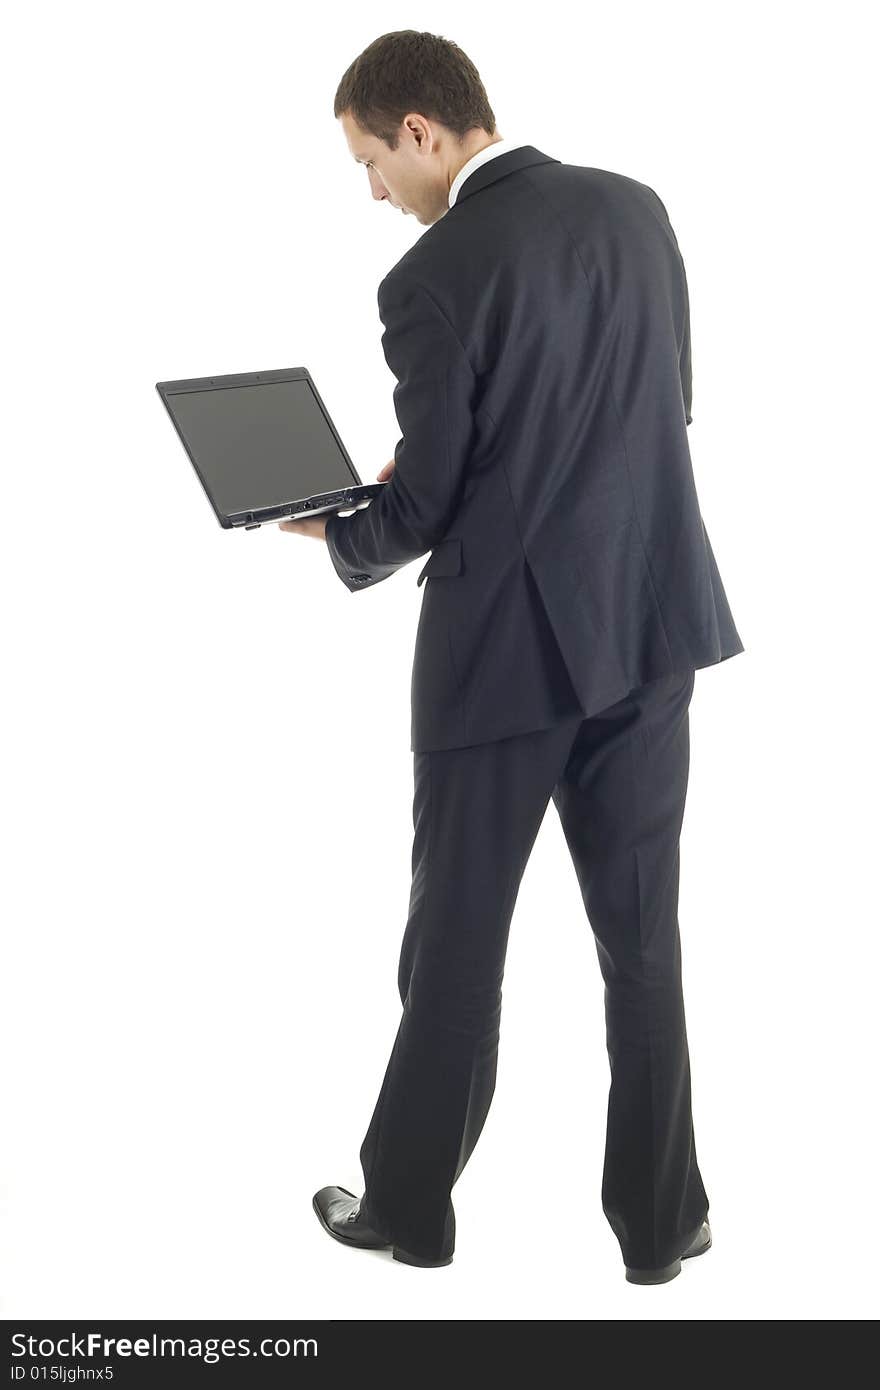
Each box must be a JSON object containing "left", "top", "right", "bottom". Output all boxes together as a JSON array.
[{"left": 448, "top": 139, "right": 527, "bottom": 209}]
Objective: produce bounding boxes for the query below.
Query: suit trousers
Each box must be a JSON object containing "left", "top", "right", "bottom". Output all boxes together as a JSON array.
[{"left": 356, "top": 667, "right": 709, "bottom": 1268}]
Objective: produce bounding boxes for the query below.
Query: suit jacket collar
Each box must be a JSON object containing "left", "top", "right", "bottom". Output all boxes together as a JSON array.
[{"left": 451, "top": 145, "right": 560, "bottom": 208}]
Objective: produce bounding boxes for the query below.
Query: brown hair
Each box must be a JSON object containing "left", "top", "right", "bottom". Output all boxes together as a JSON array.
[{"left": 334, "top": 30, "right": 497, "bottom": 149}]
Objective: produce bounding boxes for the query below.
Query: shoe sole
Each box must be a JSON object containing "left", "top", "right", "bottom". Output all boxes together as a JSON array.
[
  {"left": 625, "top": 1227, "right": 712, "bottom": 1285},
  {"left": 313, "top": 1188, "right": 453, "bottom": 1267},
  {"left": 392, "top": 1246, "right": 454, "bottom": 1268}
]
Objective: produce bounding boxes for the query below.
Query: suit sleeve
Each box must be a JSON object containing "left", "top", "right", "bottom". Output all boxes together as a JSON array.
[
  {"left": 647, "top": 186, "right": 693, "bottom": 427},
  {"left": 324, "top": 270, "right": 477, "bottom": 592},
  {"left": 679, "top": 256, "right": 693, "bottom": 426}
]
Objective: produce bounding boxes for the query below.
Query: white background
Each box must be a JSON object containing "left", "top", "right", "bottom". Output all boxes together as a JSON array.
[{"left": 3, "top": 0, "right": 877, "bottom": 1322}]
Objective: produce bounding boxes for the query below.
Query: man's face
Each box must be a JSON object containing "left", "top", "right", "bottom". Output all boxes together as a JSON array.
[{"left": 339, "top": 110, "right": 449, "bottom": 227}]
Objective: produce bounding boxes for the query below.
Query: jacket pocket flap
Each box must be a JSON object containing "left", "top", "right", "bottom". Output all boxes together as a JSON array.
[{"left": 416, "top": 537, "right": 463, "bottom": 585}]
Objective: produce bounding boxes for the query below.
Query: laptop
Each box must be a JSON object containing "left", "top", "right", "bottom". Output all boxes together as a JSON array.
[{"left": 155, "top": 366, "right": 385, "bottom": 530}]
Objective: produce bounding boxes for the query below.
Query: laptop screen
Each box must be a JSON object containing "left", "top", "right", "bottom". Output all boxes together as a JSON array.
[{"left": 162, "top": 376, "right": 359, "bottom": 517}]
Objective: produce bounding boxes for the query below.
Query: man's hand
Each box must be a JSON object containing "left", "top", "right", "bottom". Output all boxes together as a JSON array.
[
  {"left": 278, "top": 514, "right": 328, "bottom": 540},
  {"left": 377, "top": 457, "right": 395, "bottom": 481}
]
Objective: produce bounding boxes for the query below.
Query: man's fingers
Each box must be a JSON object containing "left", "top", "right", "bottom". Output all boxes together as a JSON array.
[{"left": 278, "top": 516, "right": 326, "bottom": 538}]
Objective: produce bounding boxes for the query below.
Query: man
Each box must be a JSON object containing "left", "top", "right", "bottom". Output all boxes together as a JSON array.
[{"left": 282, "top": 30, "right": 744, "bottom": 1284}]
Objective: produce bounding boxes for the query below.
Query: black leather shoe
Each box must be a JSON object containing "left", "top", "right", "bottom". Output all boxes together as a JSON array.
[
  {"left": 625, "top": 1219, "right": 712, "bottom": 1285},
  {"left": 312, "top": 1185, "right": 454, "bottom": 1267}
]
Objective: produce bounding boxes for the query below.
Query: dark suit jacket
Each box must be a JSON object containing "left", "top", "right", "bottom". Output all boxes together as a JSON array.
[{"left": 324, "top": 145, "right": 744, "bottom": 752}]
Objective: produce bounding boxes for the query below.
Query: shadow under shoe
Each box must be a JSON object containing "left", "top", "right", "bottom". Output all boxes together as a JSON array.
[
  {"left": 312, "top": 1185, "right": 453, "bottom": 1268},
  {"left": 624, "top": 1219, "right": 712, "bottom": 1285}
]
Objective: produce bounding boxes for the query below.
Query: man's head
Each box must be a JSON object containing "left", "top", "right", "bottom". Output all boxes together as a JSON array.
[{"left": 334, "top": 30, "right": 501, "bottom": 228}]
